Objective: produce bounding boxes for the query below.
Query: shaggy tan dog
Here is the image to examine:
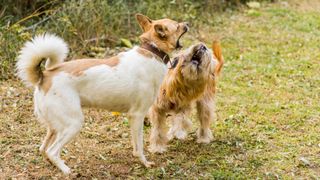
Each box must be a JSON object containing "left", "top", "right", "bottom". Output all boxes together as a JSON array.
[{"left": 148, "top": 41, "right": 223, "bottom": 153}]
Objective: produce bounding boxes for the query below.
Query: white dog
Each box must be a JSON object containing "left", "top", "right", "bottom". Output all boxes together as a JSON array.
[{"left": 16, "top": 14, "right": 188, "bottom": 174}]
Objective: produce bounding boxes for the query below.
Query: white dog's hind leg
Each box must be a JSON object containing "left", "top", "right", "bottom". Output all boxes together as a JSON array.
[
  {"left": 129, "top": 112, "right": 154, "bottom": 167},
  {"left": 39, "top": 127, "right": 56, "bottom": 153},
  {"left": 45, "top": 116, "right": 83, "bottom": 175},
  {"left": 41, "top": 90, "right": 84, "bottom": 175},
  {"left": 46, "top": 132, "right": 72, "bottom": 175}
]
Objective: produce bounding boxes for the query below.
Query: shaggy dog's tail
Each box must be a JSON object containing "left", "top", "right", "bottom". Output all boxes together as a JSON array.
[
  {"left": 16, "top": 33, "right": 69, "bottom": 86},
  {"left": 212, "top": 40, "right": 224, "bottom": 76}
]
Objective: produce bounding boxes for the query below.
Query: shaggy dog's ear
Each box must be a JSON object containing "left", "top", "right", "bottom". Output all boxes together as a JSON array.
[{"left": 136, "top": 14, "right": 153, "bottom": 32}]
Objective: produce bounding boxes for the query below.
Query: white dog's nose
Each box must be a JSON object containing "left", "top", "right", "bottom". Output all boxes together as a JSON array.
[{"left": 183, "top": 22, "right": 190, "bottom": 32}]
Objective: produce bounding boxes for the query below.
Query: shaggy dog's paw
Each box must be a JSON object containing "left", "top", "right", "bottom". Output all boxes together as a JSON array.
[
  {"left": 174, "top": 129, "right": 188, "bottom": 140},
  {"left": 167, "top": 127, "right": 188, "bottom": 141},
  {"left": 167, "top": 130, "right": 174, "bottom": 141},
  {"left": 196, "top": 129, "right": 213, "bottom": 144},
  {"left": 196, "top": 136, "right": 212, "bottom": 144}
]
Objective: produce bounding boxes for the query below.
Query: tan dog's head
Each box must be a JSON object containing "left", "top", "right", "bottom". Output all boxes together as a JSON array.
[
  {"left": 136, "top": 14, "right": 189, "bottom": 54},
  {"left": 170, "top": 43, "right": 215, "bottom": 82}
]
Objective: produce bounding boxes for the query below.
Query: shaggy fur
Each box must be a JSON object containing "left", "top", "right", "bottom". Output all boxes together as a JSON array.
[
  {"left": 16, "top": 14, "right": 189, "bottom": 174},
  {"left": 149, "top": 41, "right": 224, "bottom": 153}
]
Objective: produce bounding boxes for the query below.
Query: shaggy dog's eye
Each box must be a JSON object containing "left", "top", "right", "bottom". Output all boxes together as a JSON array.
[{"left": 170, "top": 57, "right": 179, "bottom": 68}]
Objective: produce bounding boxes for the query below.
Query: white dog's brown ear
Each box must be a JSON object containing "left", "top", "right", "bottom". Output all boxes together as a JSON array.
[
  {"left": 154, "top": 24, "right": 166, "bottom": 38},
  {"left": 136, "top": 14, "right": 152, "bottom": 32}
]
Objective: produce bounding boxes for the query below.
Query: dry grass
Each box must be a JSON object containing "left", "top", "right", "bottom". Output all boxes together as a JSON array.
[{"left": 1, "top": 1, "right": 320, "bottom": 179}]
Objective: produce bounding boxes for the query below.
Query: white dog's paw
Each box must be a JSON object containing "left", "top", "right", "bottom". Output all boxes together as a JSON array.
[
  {"left": 136, "top": 154, "right": 155, "bottom": 168},
  {"left": 61, "top": 166, "right": 71, "bottom": 175},
  {"left": 132, "top": 150, "right": 140, "bottom": 157},
  {"left": 148, "top": 144, "right": 167, "bottom": 154},
  {"left": 46, "top": 152, "right": 71, "bottom": 175},
  {"left": 39, "top": 146, "right": 45, "bottom": 154}
]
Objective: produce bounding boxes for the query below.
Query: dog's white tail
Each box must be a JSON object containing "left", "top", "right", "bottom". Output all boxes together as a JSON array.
[{"left": 16, "top": 33, "right": 69, "bottom": 86}]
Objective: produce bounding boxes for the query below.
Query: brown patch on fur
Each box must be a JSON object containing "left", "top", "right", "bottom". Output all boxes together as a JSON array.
[
  {"left": 137, "top": 47, "right": 155, "bottom": 59},
  {"left": 50, "top": 56, "right": 119, "bottom": 75},
  {"left": 40, "top": 56, "right": 120, "bottom": 93},
  {"left": 136, "top": 14, "right": 189, "bottom": 54}
]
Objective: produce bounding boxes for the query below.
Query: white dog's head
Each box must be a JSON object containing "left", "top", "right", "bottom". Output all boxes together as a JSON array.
[{"left": 136, "top": 14, "right": 189, "bottom": 54}]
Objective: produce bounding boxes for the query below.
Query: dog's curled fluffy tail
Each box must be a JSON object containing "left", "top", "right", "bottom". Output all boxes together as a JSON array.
[
  {"left": 16, "top": 33, "right": 69, "bottom": 86},
  {"left": 212, "top": 40, "right": 224, "bottom": 76}
]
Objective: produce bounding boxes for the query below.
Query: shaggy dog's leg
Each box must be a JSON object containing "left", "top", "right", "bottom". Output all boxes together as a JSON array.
[
  {"left": 148, "top": 107, "right": 168, "bottom": 153},
  {"left": 196, "top": 98, "right": 215, "bottom": 143},
  {"left": 167, "top": 110, "right": 192, "bottom": 140},
  {"left": 129, "top": 112, "right": 154, "bottom": 167}
]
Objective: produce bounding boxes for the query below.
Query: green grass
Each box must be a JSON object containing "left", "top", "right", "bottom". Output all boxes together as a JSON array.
[
  {"left": 1, "top": 1, "right": 320, "bottom": 179},
  {"left": 211, "top": 2, "right": 320, "bottom": 178}
]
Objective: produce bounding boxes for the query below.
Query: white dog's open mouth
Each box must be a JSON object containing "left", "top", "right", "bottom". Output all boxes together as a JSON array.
[
  {"left": 176, "top": 35, "right": 185, "bottom": 49},
  {"left": 176, "top": 28, "right": 189, "bottom": 49}
]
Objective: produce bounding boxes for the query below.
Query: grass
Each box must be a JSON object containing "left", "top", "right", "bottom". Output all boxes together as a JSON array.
[{"left": 1, "top": 0, "right": 320, "bottom": 179}]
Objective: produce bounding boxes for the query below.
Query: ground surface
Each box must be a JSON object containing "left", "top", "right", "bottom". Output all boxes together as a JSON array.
[{"left": 1, "top": 1, "right": 320, "bottom": 179}]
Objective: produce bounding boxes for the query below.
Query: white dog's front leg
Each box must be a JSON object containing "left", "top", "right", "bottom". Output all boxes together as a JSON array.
[{"left": 129, "top": 113, "right": 154, "bottom": 167}]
